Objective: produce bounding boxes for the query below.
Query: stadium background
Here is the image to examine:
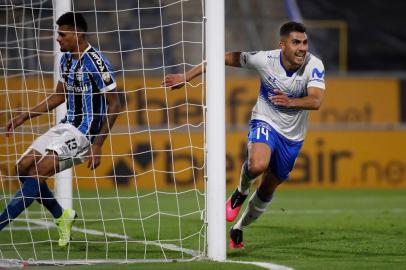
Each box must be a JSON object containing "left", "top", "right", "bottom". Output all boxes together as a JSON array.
[
  {"left": 0, "top": 1, "right": 405, "bottom": 269},
  {"left": 1, "top": 0, "right": 406, "bottom": 190}
]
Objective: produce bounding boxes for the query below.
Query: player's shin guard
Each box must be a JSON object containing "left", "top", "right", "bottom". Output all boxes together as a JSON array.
[
  {"left": 0, "top": 177, "right": 40, "bottom": 231},
  {"left": 234, "top": 190, "right": 272, "bottom": 231},
  {"left": 238, "top": 160, "right": 256, "bottom": 195}
]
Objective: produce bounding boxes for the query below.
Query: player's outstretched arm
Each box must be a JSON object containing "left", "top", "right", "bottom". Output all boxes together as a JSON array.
[
  {"left": 162, "top": 51, "right": 242, "bottom": 90},
  {"left": 86, "top": 88, "right": 121, "bottom": 170},
  {"left": 5, "top": 81, "right": 65, "bottom": 137},
  {"left": 162, "top": 63, "right": 206, "bottom": 90}
]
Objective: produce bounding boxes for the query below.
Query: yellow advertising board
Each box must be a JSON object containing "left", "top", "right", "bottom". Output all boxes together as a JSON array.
[
  {"left": 2, "top": 128, "right": 406, "bottom": 190},
  {"left": 73, "top": 129, "right": 406, "bottom": 189},
  {"left": 227, "top": 130, "right": 406, "bottom": 189},
  {"left": 0, "top": 77, "right": 54, "bottom": 128},
  {"left": 310, "top": 78, "right": 400, "bottom": 123},
  {"left": 225, "top": 77, "right": 400, "bottom": 125},
  {"left": 1, "top": 76, "right": 404, "bottom": 190},
  {"left": 0, "top": 76, "right": 400, "bottom": 128}
]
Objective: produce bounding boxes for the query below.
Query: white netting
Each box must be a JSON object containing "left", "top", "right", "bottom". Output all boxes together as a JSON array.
[{"left": 0, "top": 0, "right": 206, "bottom": 264}]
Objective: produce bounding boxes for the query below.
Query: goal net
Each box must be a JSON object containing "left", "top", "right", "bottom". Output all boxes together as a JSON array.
[{"left": 0, "top": 0, "right": 224, "bottom": 265}]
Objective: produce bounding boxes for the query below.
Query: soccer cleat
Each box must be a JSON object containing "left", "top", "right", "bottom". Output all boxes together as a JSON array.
[
  {"left": 54, "top": 208, "right": 77, "bottom": 247},
  {"left": 226, "top": 189, "right": 247, "bottom": 222},
  {"left": 229, "top": 226, "right": 244, "bottom": 249}
]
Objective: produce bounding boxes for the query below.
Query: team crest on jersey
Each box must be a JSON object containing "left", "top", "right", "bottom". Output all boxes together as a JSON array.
[
  {"left": 102, "top": 72, "right": 111, "bottom": 83},
  {"left": 76, "top": 70, "right": 84, "bottom": 82}
]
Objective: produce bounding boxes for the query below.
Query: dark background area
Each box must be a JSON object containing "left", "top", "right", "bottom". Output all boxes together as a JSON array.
[{"left": 298, "top": 0, "right": 406, "bottom": 72}]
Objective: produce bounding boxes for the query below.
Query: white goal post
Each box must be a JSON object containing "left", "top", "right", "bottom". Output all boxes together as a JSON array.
[
  {"left": 0, "top": 0, "right": 225, "bottom": 264},
  {"left": 205, "top": 0, "right": 226, "bottom": 261},
  {"left": 54, "top": 0, "right": 73, "bottom": 211}
]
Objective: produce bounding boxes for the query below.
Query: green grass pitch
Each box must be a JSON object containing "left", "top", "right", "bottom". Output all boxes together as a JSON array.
[{"left": 0, "top": 189, "right": 405, "bottom": 270}]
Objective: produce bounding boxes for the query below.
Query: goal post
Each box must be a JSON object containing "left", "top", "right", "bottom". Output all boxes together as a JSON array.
[
  {"left": 54, "top": 0, "right": 72, "bottom": 210},
  {"left": 206, "top": 0, "right": 226, "bottom": 262}
]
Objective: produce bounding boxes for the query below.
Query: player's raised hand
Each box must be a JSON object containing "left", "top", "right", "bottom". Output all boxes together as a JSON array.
[
  {"left": 86, "top": 144, "right": 102, "bottom": 170},
  {"left": 269, "top": 89, "right": 293, "bottom": 107},
  {"left": 161, "top": 74, "right": 186, "bottom": 90},
  {"left": 5, "top": 113, "right": 28, "bottom": 137}
]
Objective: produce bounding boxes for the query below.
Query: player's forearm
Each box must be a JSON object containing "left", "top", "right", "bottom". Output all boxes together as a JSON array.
[
  {"left": 289, "top": 96, "right": 322, "bottom": 110},
  {"left": 25, "top": 93, "right": 65, "bottom": 119},
  {"left": 185, "top": 51, "right": 240, "bottom": 81},
  {"left": 183, "top": 52, "right": 240, "bottom": 83},
  {"left": 185, "top": 63, "right": 206, "bottom": 82}
]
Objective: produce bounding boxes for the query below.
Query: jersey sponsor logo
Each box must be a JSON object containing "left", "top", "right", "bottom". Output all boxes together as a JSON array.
[
  {"left": 312, "top": 68, "right": 325, "bottom": 79},
  {"left": 65, "top": 83, "right": 88, "bottom": 93},
  {"left": 89, "top": 51, "right": 107, "bottom": 73},
  {"left": 249, "top": 51, "right": 258, "bottom": 55}
]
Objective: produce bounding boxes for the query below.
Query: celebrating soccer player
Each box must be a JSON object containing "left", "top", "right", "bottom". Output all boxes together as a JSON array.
[
  {"left": 162, "top": 22, "right": 325, "bottom": 249},
  {"left": 0, "top": 12, "right": 121, "bottom": 247}
]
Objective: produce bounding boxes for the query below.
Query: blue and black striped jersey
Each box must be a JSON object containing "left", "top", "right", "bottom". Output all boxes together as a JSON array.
[{"left": 59, "top": 44, "right": 116, "bottom": 141}]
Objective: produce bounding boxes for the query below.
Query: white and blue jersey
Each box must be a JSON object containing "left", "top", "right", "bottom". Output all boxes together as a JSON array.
[
  {"left": 59, "top": 44, "right": 116, "bottom": 142},
  {"left": 241, "top": 49, "right": 326, "bottom": 180},
  {"left": 240, "top": 49, "right": 325, "bottom": 141}
]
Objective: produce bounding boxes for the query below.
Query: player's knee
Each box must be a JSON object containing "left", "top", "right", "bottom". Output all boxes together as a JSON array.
[
  {"left": 247, "top": 159, "right": 268, "bottom": 176},
  {"left": 15, "top": 161, "right": 31, "bottom": 177},
  {"left": 27, "top": 166, "right": 48, "bottom": 180}
]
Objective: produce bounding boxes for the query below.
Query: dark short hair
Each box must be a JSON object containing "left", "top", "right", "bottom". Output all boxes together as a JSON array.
[
  {"left": 56, "top": 12, "right": 88, "bottom": 32},
  {"left": 280, "top": 21, "right": 306, "bottom": 37}
]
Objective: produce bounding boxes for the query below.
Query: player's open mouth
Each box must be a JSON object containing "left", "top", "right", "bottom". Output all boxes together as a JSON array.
[{"left": 295, "top": 55, "right": 304, "bottom": 61}]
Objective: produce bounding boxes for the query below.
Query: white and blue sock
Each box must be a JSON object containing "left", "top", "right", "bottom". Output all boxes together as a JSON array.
[
  {"left": 234, "top": 189, "right": 273, "bottom": 231},
  {"left": 238, "top": 161, "right": 257, "bottom": 195}
]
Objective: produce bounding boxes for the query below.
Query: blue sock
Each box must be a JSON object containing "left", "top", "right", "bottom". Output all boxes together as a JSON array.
[
  {"left": 0, "top": 177, "right": 40, "bottom": 231},
  {"left": 256, "top": 188, "right": 274, "bottom": 203},
  {"left": 36, "top": 182, "right": 63, "bottom": 219}
]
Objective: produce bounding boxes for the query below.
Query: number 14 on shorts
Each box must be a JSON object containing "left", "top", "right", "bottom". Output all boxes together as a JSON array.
[{"left": 256, "top": 126, "right": 269, "bottom": 141}]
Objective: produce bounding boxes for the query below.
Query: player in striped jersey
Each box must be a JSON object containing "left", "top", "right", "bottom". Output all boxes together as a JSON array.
[
  {"left": 0, "top": 12, "right": 121, "bottom": 247},
  {"left": 162, "top": 22, "right": 326, "bottom": 249}
]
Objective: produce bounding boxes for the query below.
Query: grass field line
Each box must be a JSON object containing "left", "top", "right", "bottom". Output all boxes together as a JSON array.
[
  {"left": 226, "top": 260, "right": 294, "bottom": 270},
  {"left": 7, "top": 219, "right": 295, "bottom": 270},
  {"left": 16, "top": 218, "right": 201, "bottom": 258},
  {"left": 265, "top": 208, "right": 406, "bottom": 215},
  {"left": 23, "top": 207, "right": 406, "bottom": 218}
]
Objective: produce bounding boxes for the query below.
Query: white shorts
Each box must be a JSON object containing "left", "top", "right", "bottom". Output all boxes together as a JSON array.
[{"left": 21, "top": 123, "right": 90, "bottom": 172}]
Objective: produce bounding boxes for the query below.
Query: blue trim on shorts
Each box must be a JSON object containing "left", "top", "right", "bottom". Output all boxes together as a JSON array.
[{"left": 247, "top": 119, "right": 303, "bottom": 180}]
